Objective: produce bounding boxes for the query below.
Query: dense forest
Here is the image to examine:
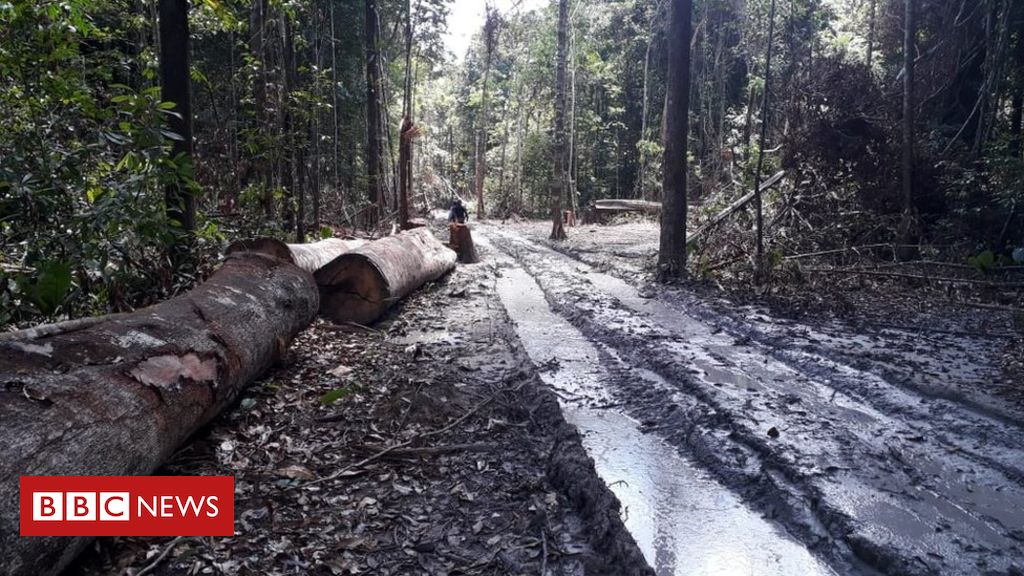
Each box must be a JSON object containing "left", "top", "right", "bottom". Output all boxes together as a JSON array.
[{"left": 2, "top": 0, "right": 1023, "bottom": 325}]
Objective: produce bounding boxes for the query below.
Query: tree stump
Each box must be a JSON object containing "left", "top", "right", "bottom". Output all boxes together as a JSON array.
[
  {"left": 449, "top": 224, "right": 480, "bottom": 264},
  {"left": 0, "top": 253, "right": 319, "bottom": 576}
]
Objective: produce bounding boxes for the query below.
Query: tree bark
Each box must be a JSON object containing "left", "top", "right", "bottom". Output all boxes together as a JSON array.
[
  {"left": 902, "top": 0, "right": 916, "bottom": 217},
  {"left": 475, "top": 10, "right": 500, "bottom": 220},
  {"left": 315, "top": 228, "right": 456, "bottom": 325},
  {"left": 158, "top": 0, "right": 196, "bottom": 234},
  {"left": 226, "top": 238, "right": 366, "bottom": 273},
  {"left": 449, "top": 224, "right": 480, "bottom": 264},
  {"left": 399, "top": 0, "right": 415, "bottom": 229},
  {"left": 365, "top": 0, "right": 385, "bottom": 223},
  {"left": 399, "top": 117, "right": 417, "bottom": 229},
  {"left": 0, "top": 254, "right": 318, "bottom": 576},
  {"left": 657, "top": 0, "right": 692, "bottom": 280},
  {"left": 550, "top": 0, "right": 570, "bottom": 240},
  {"left": 752, "top": 0, "right": 777, "bottom": 275}
]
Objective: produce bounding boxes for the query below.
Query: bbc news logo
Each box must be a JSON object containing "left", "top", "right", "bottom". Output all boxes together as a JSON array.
[{"left": 20, "top": 476, "right": 234, "bottom": 536}]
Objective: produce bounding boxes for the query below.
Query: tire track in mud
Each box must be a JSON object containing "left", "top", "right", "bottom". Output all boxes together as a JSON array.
[{"left": 483, "top": 226, "right": 1024, "bottom": 576}]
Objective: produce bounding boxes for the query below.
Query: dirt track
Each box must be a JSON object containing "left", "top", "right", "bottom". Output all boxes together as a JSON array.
[
  {"left": 70, "top": 220, "right": 1024, "bottom": 576},
  {"left": 485, "top": 221, "right": 1024, "bottom": 576}
]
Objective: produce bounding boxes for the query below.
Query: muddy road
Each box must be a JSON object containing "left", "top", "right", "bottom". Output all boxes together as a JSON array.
[{"left": 481, "top": 223, "right": 1024, "bottom": 576}]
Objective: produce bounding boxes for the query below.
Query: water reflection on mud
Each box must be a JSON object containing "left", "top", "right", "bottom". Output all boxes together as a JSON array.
[{"left": 496, "top": 266, "right": 835, "bottom": 576}]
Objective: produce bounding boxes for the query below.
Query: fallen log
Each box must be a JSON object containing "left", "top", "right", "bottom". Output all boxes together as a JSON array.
[
  {"left": 449, "top": 223, "right": 480, "bottom": 264},
  {"left": 226, "top": 237, "right": 365, "bottom": 273},
  {"left": 689, "top": 170, "right": 785, "bottom": 243},
  {"left": 0, "top": 253, "right": 319, "bottom": 576},
  {"left": 592, "top": 199, "right": 662, "bottom": 215},
  {"left": 315, "top": 227, "right": 457, "bottom": 325}
]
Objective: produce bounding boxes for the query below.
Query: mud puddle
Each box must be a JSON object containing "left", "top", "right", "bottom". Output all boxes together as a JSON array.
[{"left": 496, "top": 265, "right": 836, "bottom": 576}]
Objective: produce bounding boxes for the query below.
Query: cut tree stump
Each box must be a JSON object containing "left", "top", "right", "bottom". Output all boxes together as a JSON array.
[
  {"left": 315, "top": 227, "right": 457, "bottom": 325},
  {"left": 0, "top": 253, "right": 319, "bottom": 576},
  {"left": 449, "top": 223, "right": 480, "bottom": 264},
  {"left": 226, "top": 237, "right": 365, "bottom": 273}
]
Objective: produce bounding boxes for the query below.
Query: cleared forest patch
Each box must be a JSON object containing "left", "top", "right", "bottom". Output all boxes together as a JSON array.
[{"left": 69, "top": 247, "right": 647, "bottom": 576}]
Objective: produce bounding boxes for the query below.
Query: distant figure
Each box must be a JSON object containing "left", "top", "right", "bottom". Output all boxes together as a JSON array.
[{"left": 448, "top": 199, "right": 468, "bottom": 224}]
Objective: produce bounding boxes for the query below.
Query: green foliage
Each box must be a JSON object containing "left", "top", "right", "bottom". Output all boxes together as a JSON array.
[
  {"left": 319, "top": 387, "right": 351, "bottom": 406},
  {"left": 17, "top": 260, "right": 73, "bottom": 318},
  {"left": 0, "top": 0, "right": 196, "bottom": 327},
  {"left": 968, "top": 250, "right": 996, "bottom": 273}
]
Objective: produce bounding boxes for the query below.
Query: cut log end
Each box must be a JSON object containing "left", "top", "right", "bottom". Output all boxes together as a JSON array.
[{"left": 316, "top": 228, "right": 456, "bottom": 325}]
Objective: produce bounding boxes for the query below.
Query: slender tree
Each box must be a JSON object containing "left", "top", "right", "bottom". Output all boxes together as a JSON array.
[
  {"left": 656, "top": 0, "right": 692, "bottom": 278},
  {"left": 752, "top": 0, "right": 777, "bottom": 275},
  {"left": 550, "top": 0, "right": 569, "bottom": 240},
  {"left": 474, "top": 9, "right": 500, "bottom": 220},
  {"left": 398, "top": 0, "right": 414, "bottom": 228},
  {"left": 901, "top": 0, "right": 916, "bottom": 232},
  {"left": 365, "top": 0, "right": 385, "bottom": 224},
  {"left": 158, "top": 0, "right": 195, "bottom": 235}
]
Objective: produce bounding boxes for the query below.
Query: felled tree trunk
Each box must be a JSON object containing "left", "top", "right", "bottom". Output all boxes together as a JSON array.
[
  {"left": 593, "top": 199, "right": 662, "bottom": 215},
  {"left": 449, "top": 223, "right": 480, "bottom": 264},
  {"left": 316, "top": 227, "right": 456, "bottom": 325},
  {"left": 0, "top": 253, "right": 319, "bottom": 576},
  {"left": 226, "top": 237, "right": 365, "bottom": 273}
]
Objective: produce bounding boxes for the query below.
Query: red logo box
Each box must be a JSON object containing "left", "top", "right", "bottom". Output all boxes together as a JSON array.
[{"left": 20, "top": 476, "right": 234, "bottom": 536}]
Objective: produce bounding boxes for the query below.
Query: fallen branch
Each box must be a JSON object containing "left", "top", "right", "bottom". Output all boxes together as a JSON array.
[
  {"left": 360, "top": 443, "right": 498, "bottom": 457},
  {"left": 301, "top": 381, "right": 521, "bottom": 489},
  {"left": 131, "top": 536, "right": 196, "bottom": 576},
  {"left": 801, "top": 267, "right": 1024, "bottom": 288},
  {"left": 689, "top": 170, "right": 785, "bottom": 244}
]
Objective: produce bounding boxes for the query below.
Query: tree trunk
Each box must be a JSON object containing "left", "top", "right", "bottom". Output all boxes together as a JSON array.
[
  {"left": 0, "top": 254, "right": 318, "bottom": 576},
  {"left": 399, "top": 0, "right": 414, "bottom": 229},
  {"left": 158, "top": 0, "right": 196, "bottom": 235},
  {"left": 752, "top": 0, "right": 777, "bottom": 275},
  {"left": 315, "top": 228, "right": 456, "bottom": 325},
  {"left": 901, "top": 0, "right": 916, "bottom": 223},
  {"left": 866, "top": 0, "right": 876, "bottom": 70},
  {"left": 365, "top": 0, "right": 385, "bottom": 223},
  {"left": 226, "top": 238, "right": 366, "bottom": 273},
  {"left": 657, "top": 0, "right": 692, "bottom": 280},
  {"left": 449, "top": 224, "right": 480, "bottom": 264},
  {"left": 399, "top": 117, "right": 416, "bottom": 229},
  {"left": 550, "top": 0, "right": 569, "bottom": 240},
  {"left": 637, "top": 34, "right": 653, "bottom": 200},
  {"left": 475, "top": 11, "right": 499, "bottom": 220}
]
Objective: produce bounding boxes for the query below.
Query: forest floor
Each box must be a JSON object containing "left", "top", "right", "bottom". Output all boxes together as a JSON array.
[
  {"left": 69, "top": 217, "right": 1024, "bottom": 576},
  {"left": 70, "top": 231, "right": 650, "bottom": 576}
]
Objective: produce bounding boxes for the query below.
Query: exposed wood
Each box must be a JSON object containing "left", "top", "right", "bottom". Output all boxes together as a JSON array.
[
  {"left": 226, "top": 237, "right": 365, "bottom": 273},
  {"left": 689, "top": 170, "right": 785, "bottom": 243},
  {"left": 594, "top": 199, "right": 663, "bottom": 214},
  {"left": 315, "top": 228, "right": 456, "bottom": 325},
  {"left": 449, "top": 224, "right": 480, "bottom": 264},
  {"left": 0, "top": 253, "right": 319, "bottom": 576}
]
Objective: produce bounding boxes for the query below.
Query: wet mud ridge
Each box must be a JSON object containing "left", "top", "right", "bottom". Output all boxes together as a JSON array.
[{"left": 483, "top": 224, "right": 1024, "bottom": 576}]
